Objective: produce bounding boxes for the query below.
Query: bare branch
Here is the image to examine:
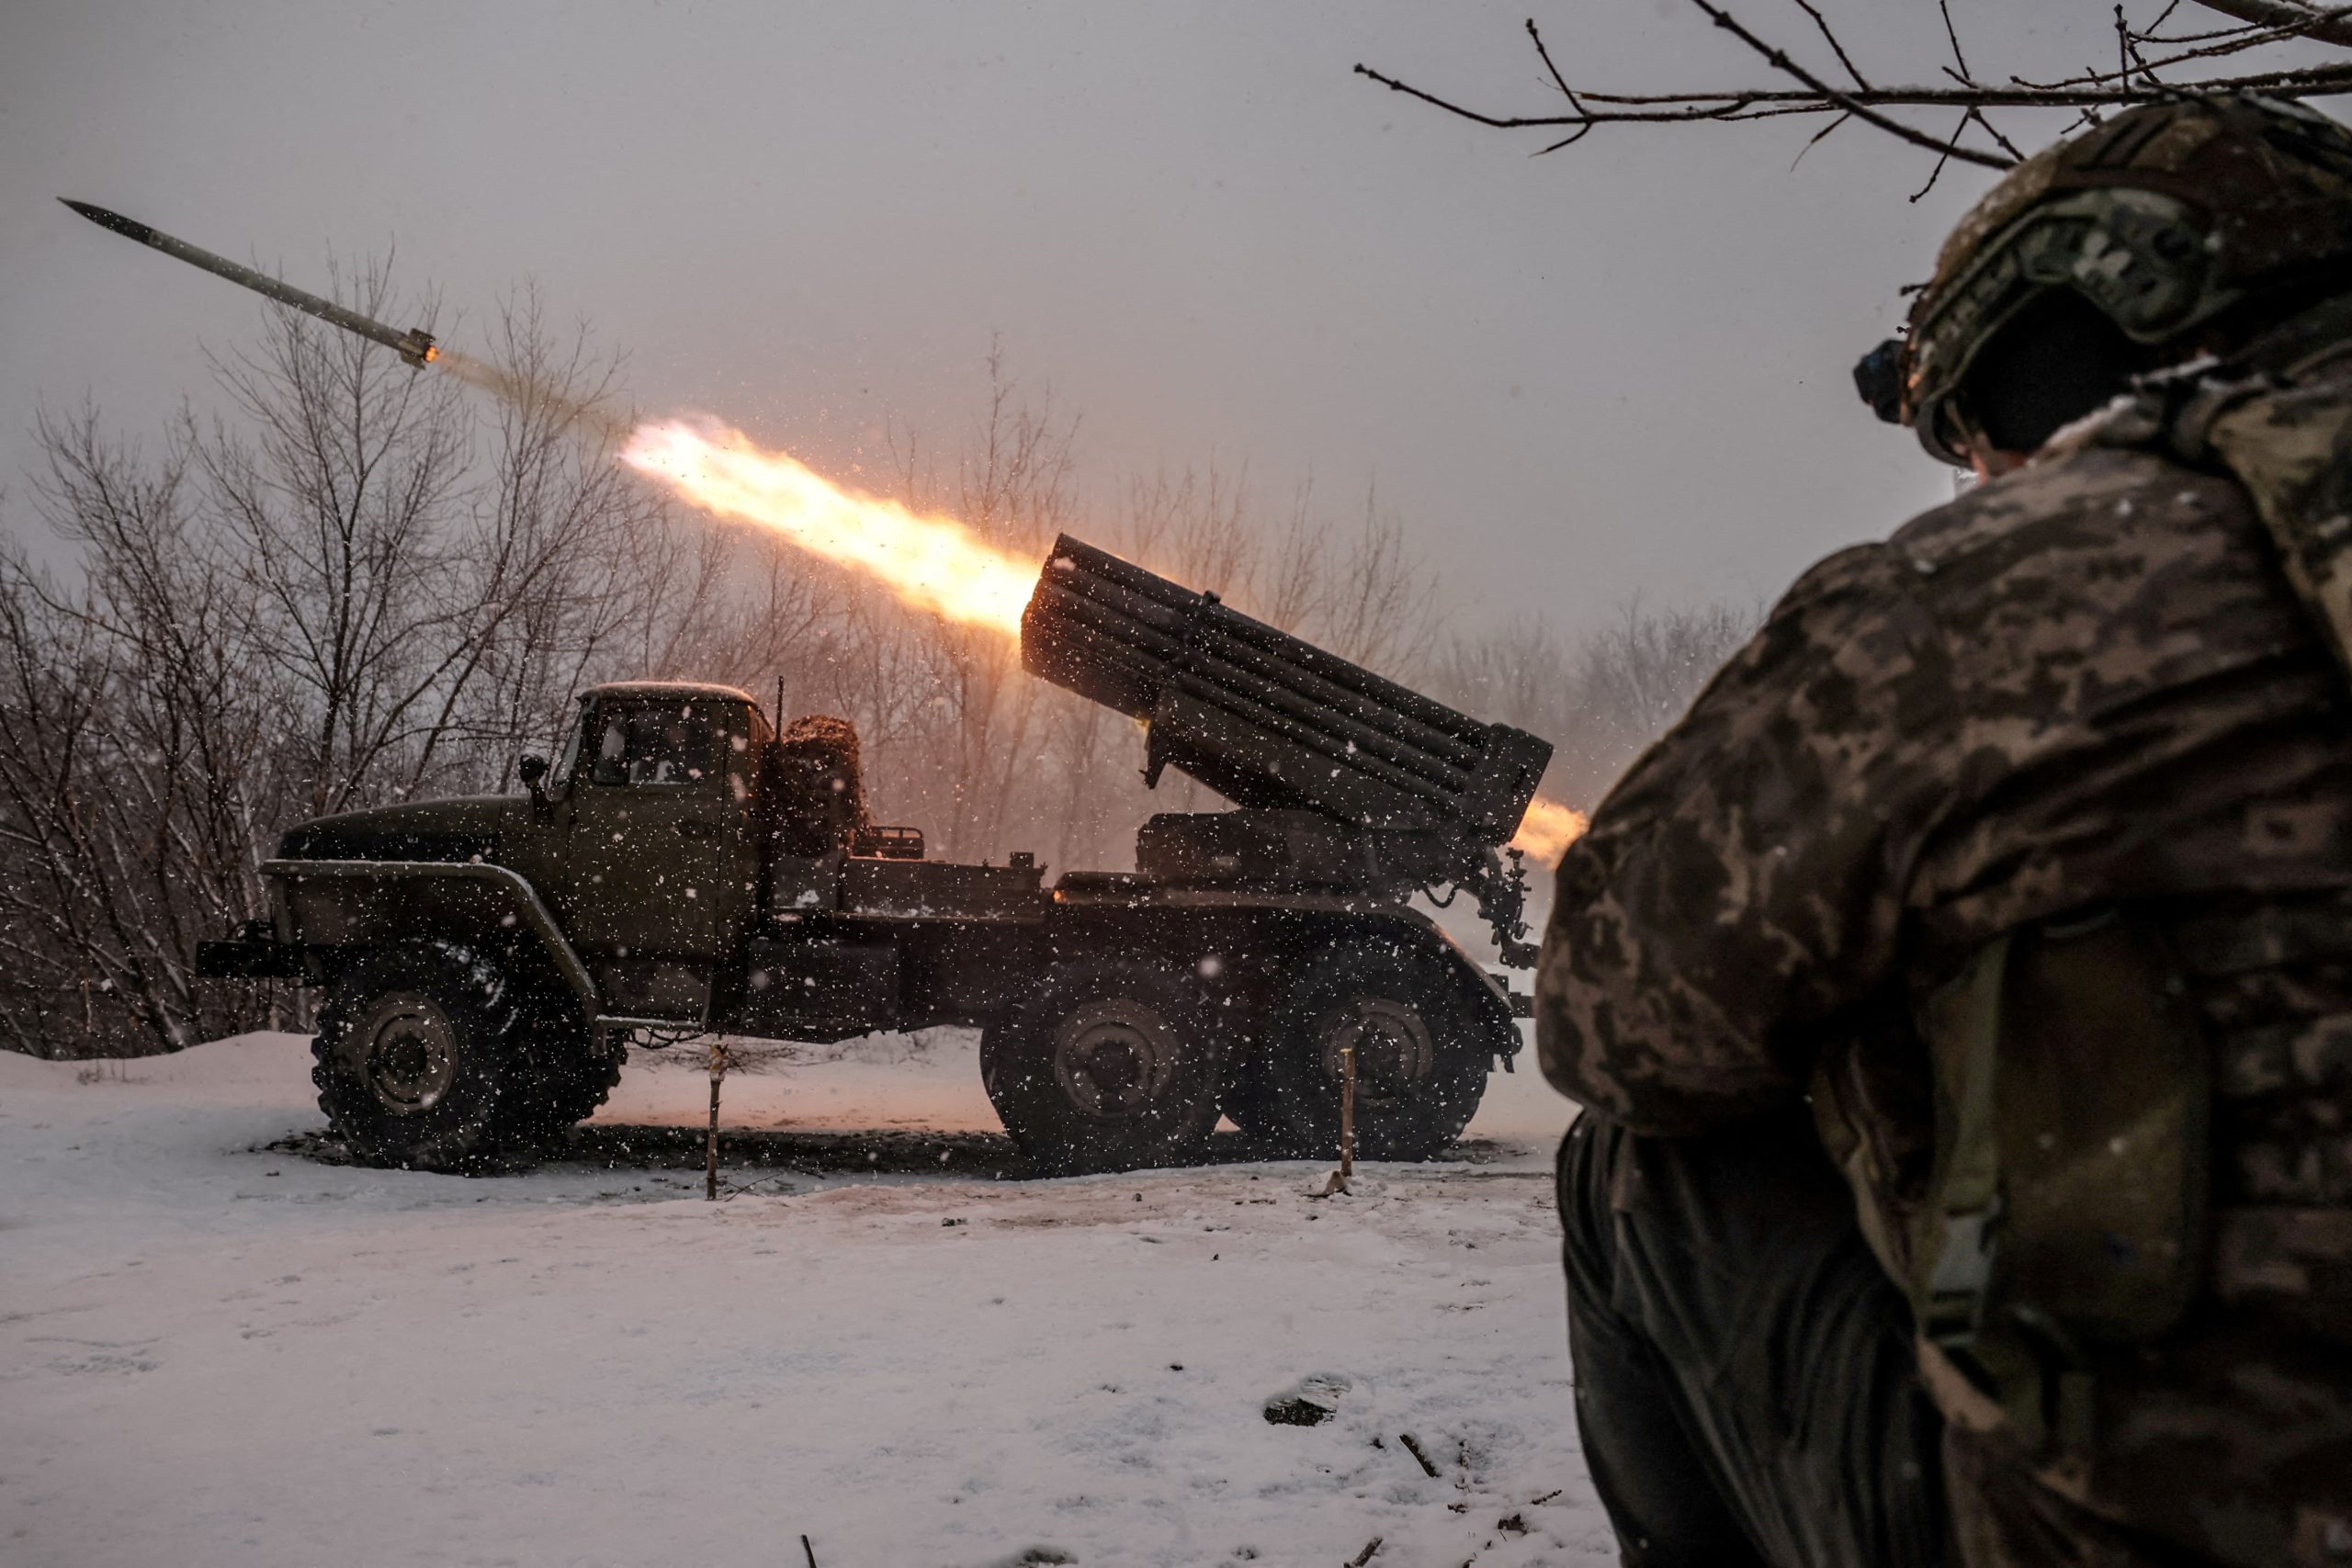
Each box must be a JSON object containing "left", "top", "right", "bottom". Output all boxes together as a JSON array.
[
  {"left": 2030, "top": 3, "right": 2352, "bottom": 85},
  {"left": 1683, "top": 0, "right": 2008, "bottom": 165},
  {"left": 1792, "top": 0, "right": 1872, "bottom": 89},
  {"left": 1789, "top": 109, "right": 1852, "bottom": 168},
  {"left": 1939, "top": 0, "right": 1977, "bottom": 83},
  {"left": 1910, "top": 112, "right": 1973, "bottom": 200},
  {"left": 1968, "top": 106, "right": 2028, "bottom": 160},
  {"left": 1525, "top": 18, "right": 1587, "bottom": 113},
  {"left": 2188, "top": 0, "right": 2352, "bottom": 47},
  {"left": 1356, "top": 4, "right": 2352, "bottom": 173}
]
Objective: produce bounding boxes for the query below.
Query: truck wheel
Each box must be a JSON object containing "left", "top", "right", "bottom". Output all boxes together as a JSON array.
[
  {"left": 311, "top": 942, "right": 522, "bottom": 1171},
  {"left": 1263, "top": 944, "right": 1488, "bottom": 1162},
  {"left": 492, "top": 992, "right": 626, "bottom": 1152},
  {"left": 981, "top": 958, "right": 1222, "bottom": 1175}
]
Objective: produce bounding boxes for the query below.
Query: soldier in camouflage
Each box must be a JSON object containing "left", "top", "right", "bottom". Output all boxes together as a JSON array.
[{"left": 1538, "top": 96, "right": 2352, "bottom": 1568}]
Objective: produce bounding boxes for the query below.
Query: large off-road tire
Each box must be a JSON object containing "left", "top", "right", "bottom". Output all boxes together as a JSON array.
[
  {"left": 980, "top": 957, "right": 1222, "bottom": 1175},
  {"left": 491, "top": 990, "right": 626, "bottom": 1154},
  {"left": 311, "top": 942, "right": 525, "bottom": 1171},
  {"left": 1261, "top": 940, "right": 1492, "bottom": 1162}
]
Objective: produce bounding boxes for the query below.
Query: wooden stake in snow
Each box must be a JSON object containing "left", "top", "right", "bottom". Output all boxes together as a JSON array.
[
  {"left": 1339, "top": 1043, "right": 1357, "bottom": 1180},
  {"left": 706, "top": 1038, "right": 729, "bottom": 1201},
  {"left": 1311, "top": 1043, "right": 1362, "bottom": 1198}
]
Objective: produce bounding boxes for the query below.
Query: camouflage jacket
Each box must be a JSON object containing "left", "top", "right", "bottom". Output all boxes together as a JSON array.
[{"left": 1537, "top": 342, "right": 2352, "bottom": 1562}]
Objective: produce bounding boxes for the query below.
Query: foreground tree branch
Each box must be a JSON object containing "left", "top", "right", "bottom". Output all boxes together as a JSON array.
[
  {"left": 1358, "top": 0, "right": 2352, "bottom": 174},
  {"left": 2192, "top": 0, "right": 2352, "bottom": 48}
]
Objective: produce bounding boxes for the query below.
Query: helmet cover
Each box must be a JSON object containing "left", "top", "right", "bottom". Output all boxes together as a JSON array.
[{"left": 1880, "top": 96, "right": 2352, "bottom": 463}]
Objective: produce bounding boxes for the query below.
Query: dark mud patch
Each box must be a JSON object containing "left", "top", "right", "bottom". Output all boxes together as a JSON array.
[
  {"left": 254, "top": 1124, "right": 1520, "bottom": 1180},
  {"left": 254, "top": 1123, "right": 1024, "bottom": 1179}
]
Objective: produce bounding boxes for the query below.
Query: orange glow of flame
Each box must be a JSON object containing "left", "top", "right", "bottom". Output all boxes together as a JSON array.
[
  {"left": 1510, "top": 795, "right": 1589, "bottom": 863},
  {"left": 621, "top": 417, "right": 1039, "bottom": 635}
]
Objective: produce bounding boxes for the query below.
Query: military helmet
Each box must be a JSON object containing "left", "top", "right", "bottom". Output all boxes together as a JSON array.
[{"left": 1860, "top": 96, "right": 2352, "bottom": 464}]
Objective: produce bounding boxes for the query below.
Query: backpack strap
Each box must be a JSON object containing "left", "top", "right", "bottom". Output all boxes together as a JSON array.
[
  {"left": 1915, "top": 932, "right": 2010, "bottom": 1350},
  {"left": 1908, "top": 914, "right": 2211, "bottom": 1465}
]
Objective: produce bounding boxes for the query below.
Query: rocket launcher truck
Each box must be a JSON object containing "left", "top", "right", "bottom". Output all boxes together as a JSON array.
[{"left": 198, "top": 536, "right": 1555, "bottom": 1174}]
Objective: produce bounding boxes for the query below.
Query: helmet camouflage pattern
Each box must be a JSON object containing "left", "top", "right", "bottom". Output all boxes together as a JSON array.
[{"left": 1871, "top": 95, "right": 2352, "bottom": 463}]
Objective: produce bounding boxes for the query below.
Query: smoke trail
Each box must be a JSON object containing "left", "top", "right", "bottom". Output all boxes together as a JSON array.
[{"left": 435, "top": 349, "right": 633, "bottom": 446}]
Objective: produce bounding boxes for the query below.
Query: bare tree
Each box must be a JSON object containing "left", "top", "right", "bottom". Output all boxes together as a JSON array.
[
  {"left": 438, "top": 288, "right": 707, "bottom": 784},
  {"left": 0, "top": 418, "right": 277, "bottom": 1054},
  {"left": 194, "top": 262, "right": 475, "bottom": 818},
  {"left": 1433, "top": 598, "right": 1758, "bottom": 810},
  {"left": 1311, "top": 489, "right": 1442, "bottom": 675},
  {"left": 875, "top": 345, "right": 1081, "bottom": 862},
  {"left": 1359, "top": 3, "right": 2352, "bottom": 194},
  {"left": 0, "top": 262, "right": 714, "bottom": 1056},
  {"left": 1122, "top": 462, "right": 1258, "bottom": 599}
]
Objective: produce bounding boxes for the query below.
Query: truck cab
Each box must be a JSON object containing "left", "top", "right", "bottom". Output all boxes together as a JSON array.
[
  {"left": 504, "top": 683, "right": 770, "bottom": 1020},
  {"left": 397, "top": 681, "right": 1046, "bottom": 1040}
]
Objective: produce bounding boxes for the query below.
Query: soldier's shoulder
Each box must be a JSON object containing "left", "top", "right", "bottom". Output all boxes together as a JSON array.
[
  {"left": 1779, "top": 453, "right": 2185, "bottom": 603},
  {"left": 1888, "top": 439, "right": 2245, "bottom": 576},
  {"left": 1739, "top": 541, "right": 1930, "bottom": 675},
  {"left": 1775, "top": 537, "right": 1907, "bottom": 607}
]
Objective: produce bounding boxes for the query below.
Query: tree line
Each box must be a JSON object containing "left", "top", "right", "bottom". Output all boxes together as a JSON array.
[{"left": 0, "top": 274, "right": 1751, "bottom": 1058}]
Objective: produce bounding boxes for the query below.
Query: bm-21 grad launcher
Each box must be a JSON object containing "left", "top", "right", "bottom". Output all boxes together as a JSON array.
[
  {"left": 1023, "top": 535, "right": 1551, "bottom": 965},
  {"left": 198, "top": 536, "right": 1553, "bottom": 1176}
]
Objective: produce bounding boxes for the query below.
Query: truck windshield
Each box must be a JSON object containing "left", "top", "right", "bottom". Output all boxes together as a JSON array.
[{"left": 590, "top": 704, "right": 725, "bottom": 787}]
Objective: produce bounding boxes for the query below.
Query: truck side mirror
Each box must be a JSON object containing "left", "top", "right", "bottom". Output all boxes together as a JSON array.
[{"left": 518, "top": 753, "right": 549, "bottom": 813}]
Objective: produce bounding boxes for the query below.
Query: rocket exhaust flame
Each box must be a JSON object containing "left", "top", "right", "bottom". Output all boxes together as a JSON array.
[
  {"left": 1510, "top": 796, "right": 1589, "bottom": 863},
  {"left": 621, "top": 418, "right": 1037, "bottom": 635}
]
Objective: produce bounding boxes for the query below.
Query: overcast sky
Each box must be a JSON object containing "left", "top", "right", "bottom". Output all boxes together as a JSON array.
[{"left": 6, "top": 2, "right": 2345, "bottom": 634}]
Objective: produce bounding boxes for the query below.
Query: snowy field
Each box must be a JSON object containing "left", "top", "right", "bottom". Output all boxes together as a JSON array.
[{"left": 1, "top": 1031, "right": 1608, "bottom": 1567}]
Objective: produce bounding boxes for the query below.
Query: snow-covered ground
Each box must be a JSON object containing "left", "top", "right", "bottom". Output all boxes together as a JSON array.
[{"left": 0, "top": 1032, "right": 1608, "bottom": 1567}]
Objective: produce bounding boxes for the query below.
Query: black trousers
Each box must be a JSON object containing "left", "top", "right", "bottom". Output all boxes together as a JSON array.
[{"left": 1558, "top": 1112, "right": 1957, "bottom": 1568}]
